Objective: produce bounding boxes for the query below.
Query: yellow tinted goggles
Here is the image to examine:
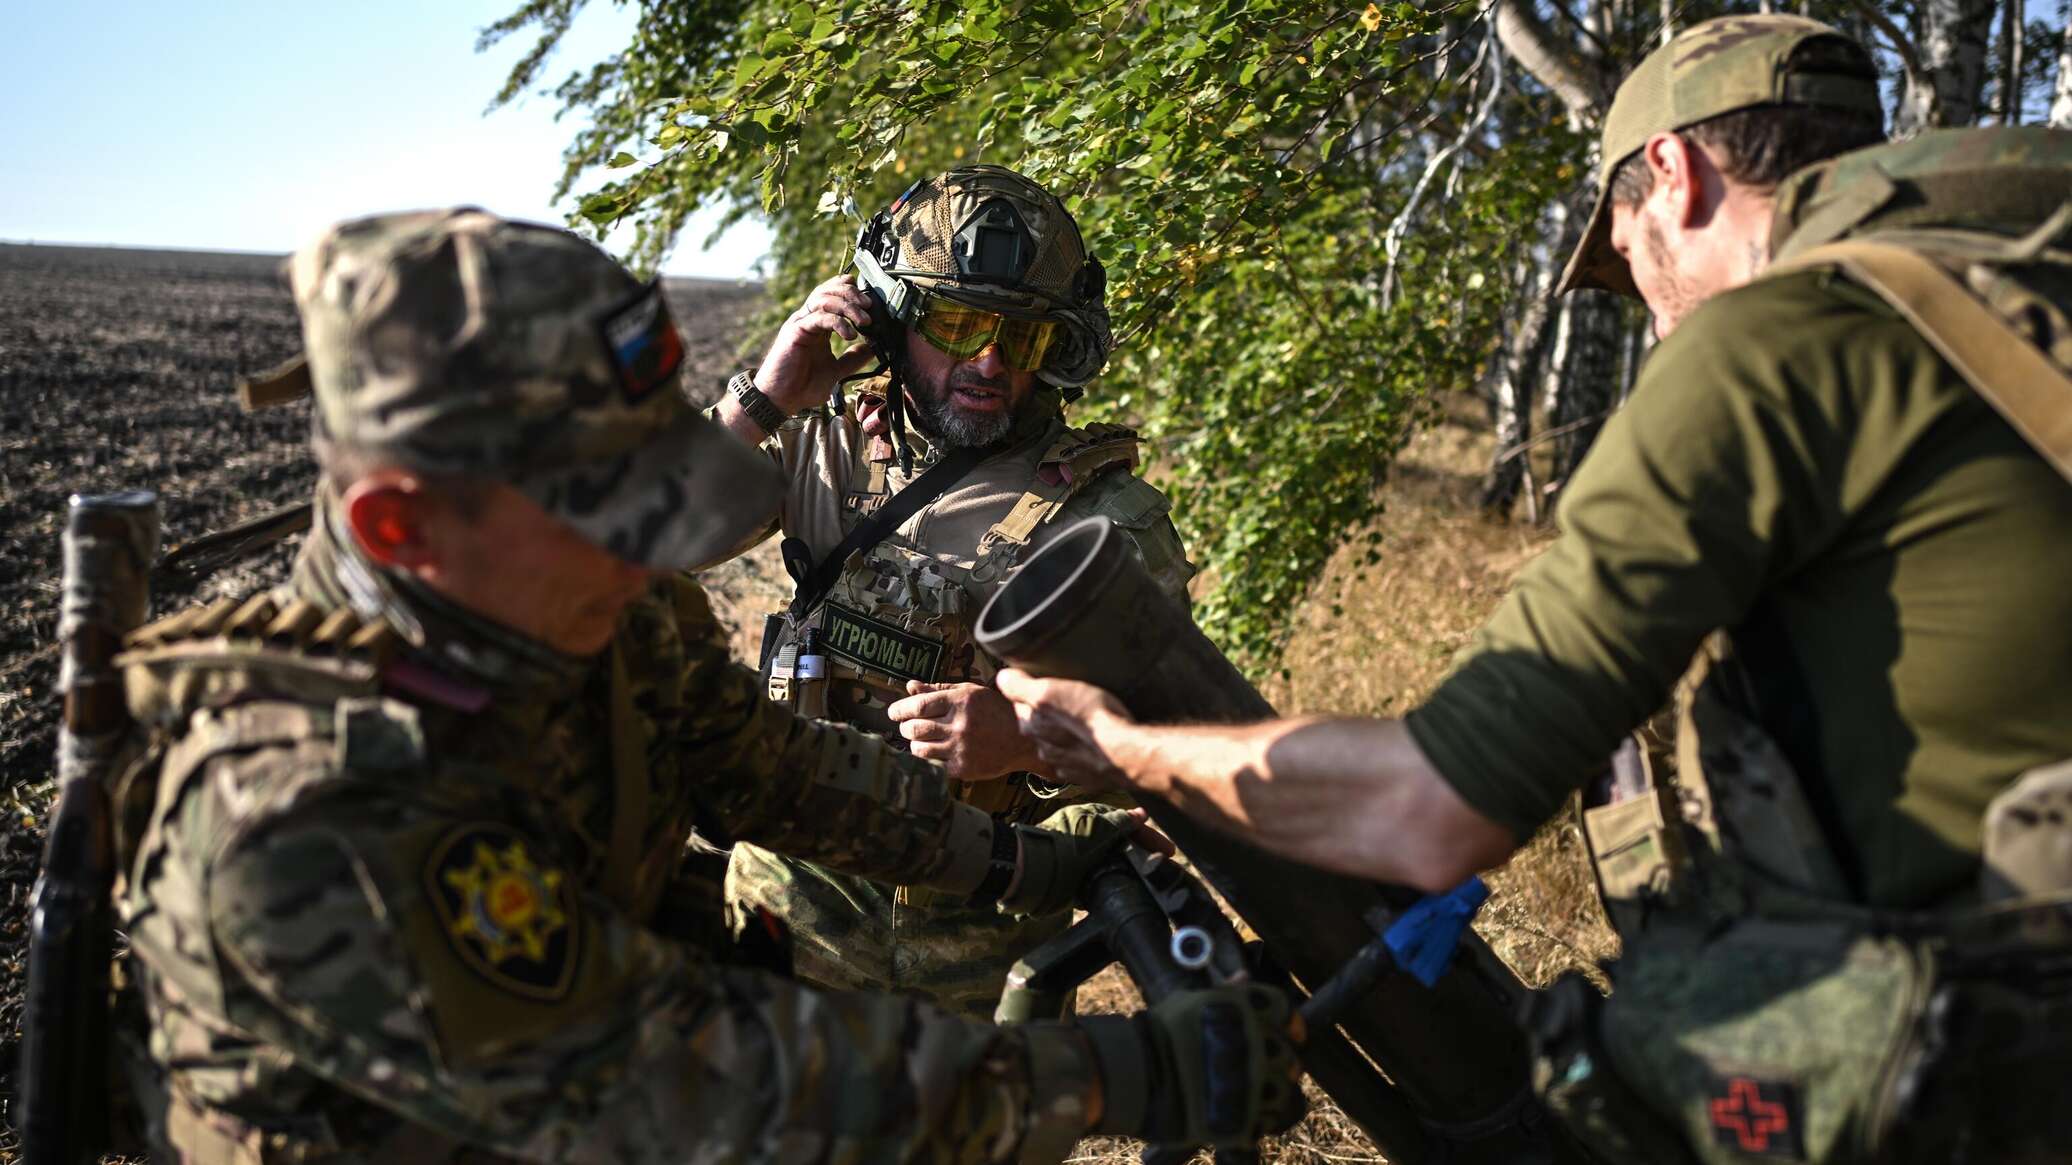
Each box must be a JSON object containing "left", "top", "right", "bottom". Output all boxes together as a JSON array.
[{"left": 914, "top": 298, "right": 1060, "bottom": 371}]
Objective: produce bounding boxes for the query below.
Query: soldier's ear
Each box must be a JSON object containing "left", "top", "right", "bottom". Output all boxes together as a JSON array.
[
  {"left": 342, "top": 474, "right": 436, "bottom": 569},
  {"left": 1642, "top": 132, "right": 1707, "bottom": 230}
]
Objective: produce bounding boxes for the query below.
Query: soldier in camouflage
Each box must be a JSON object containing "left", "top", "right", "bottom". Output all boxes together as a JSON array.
[
  {"left": 1001, "top": 17, "right": 2072, "bottom": 1164},
  {"left": 712, "top": 166, "right": 1197, "bottom": 1021},
  {"left": 113, "top": 208, "right": 1304, "bottom": 1162}
]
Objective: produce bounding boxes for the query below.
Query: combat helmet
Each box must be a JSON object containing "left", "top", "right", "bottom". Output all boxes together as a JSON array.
[{"left": 853, "top": 165, "right": 1112, "bottom": 396}]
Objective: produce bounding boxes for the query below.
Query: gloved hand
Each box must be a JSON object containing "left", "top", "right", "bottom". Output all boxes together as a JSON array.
[
  {"left": 996, "top": 804, "right": 1142, "bottom": 916},
  {"left": 1081, "top": 983, "right": 1308, "bottom": 1149}
]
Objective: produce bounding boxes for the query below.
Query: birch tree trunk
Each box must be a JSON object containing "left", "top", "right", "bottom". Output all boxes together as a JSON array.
[
  {"left": 1546, "top": 290, "right": 1623, "bottom": 497},
  {"left": 1493, "top": 0, "right": 1606, "bottom": 124},
  {"left": 1480, "top": 262, "right": 1557, "bottom": 516},
  {"left": 1997, "top": 0, "right": 2023, "bottom": 123},
  {"left": 2054, "top": 9, "right": 2072, "bottom": 127},
  {"left": 1894, "top": 0, "right": 1999, "bottom": 134}
]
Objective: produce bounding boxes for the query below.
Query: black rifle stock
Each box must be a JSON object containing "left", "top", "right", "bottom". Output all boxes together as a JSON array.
[
  {"left": 976, "top": 516, "right": 1572, "bottom": 1165},
  {"left": 19, "top": 492, "right": 160, "bottom": 1165}
]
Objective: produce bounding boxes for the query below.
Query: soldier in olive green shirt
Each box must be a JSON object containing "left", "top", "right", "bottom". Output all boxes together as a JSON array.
[
  {"left": 1407, "top": 265, "right": 2072, "bottom": 907},
  {"left": 998, "top": 15, "right": 2072, "bottom": 1164}
]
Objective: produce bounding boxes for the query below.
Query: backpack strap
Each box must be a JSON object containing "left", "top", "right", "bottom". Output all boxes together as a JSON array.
[
  {"left": 1762, "top": 237, "right": 2072, "bottom": 485},
  {"left": 978, "top": 423, "right": 1141, "bottom": 555}
]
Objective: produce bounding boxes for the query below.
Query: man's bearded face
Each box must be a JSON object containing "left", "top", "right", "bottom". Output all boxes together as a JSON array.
[{"left": 901, "top": 328, "right": 1041, "bottom": 448}]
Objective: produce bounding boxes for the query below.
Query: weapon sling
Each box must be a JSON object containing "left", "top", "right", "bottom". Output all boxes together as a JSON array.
[{"left": 784, "top": 445, "right": 987, "bottom": 622}]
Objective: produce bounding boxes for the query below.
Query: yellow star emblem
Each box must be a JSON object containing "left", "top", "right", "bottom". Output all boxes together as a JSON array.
[
  {"left": 425, "top": 824, "right": 579, "bottom": 1000},
  {"left": 444, "top": 839, "right": 567, "bottom": 963}
]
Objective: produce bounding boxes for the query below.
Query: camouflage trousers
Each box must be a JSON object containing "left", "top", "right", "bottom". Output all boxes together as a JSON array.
[{"left": 727, "top": 843, "right": 1076, "bottom": 1022}]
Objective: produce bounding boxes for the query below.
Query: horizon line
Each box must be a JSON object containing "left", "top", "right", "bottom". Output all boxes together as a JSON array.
[{"left": 0, "top": 238, "right": 763, "bottom": 284}]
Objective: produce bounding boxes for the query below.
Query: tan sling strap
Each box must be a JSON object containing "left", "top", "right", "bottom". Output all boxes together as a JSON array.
[
  {"left": 978, "top": 422, "right": 1139, "bottom": 552},
  {"left": 235, "top": 354, "right": 314, "bottom": 411},
  {"left": 1763, "top": 237, "right": 2072, "bottom": 485}
]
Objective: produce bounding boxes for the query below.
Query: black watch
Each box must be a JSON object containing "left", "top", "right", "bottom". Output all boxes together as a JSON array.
[
  {"left": 968, "top": 821, "right": 1020, "bottom": 906},
  {"left": 728, "top": 370, "right": 790, "bottom": 431}
]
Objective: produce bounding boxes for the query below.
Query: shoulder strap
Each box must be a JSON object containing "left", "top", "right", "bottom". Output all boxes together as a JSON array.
[
  {"left": 981, "top": 424, "right": 1141, "bottom": 553},
  {"left": 1762, "top": 238, "right": 2072, "bottom": 484},
  {"left": 787, "top": 446, "right": 987, "bottom": 620}
]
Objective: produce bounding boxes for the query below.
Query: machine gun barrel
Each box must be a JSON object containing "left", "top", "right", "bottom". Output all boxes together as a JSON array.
[
  {"left": 19, "top": 491, "right": 160, "bottom": 1165},
  {"left": 977, "top": 516, "right": 1568, "bottom": 1165}
]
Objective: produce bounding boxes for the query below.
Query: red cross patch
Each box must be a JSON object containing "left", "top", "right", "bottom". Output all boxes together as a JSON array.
[{"left": 1706, "top": 1074, "right": 1805, "bottom": 1159}]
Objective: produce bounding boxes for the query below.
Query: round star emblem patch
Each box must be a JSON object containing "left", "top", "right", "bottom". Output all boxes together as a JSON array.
[{"left": 425, "top": 825, "right": 578, "bottom": 1001}]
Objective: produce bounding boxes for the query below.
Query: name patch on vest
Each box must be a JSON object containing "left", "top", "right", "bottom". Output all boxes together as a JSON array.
[{"left": 821, "top": 603, "right": 944, "bottom": 683}]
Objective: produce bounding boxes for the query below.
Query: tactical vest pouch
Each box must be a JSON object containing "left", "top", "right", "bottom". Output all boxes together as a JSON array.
[
  {"left": 1673, "top": 641, "right": 1853, "bottom": 910},
  {"left": 1581, "top": 775, "right": 1693, "bottom": 935},
  {"left": 1524, "top": 972, "right": 1700, "bottom": 1165},
  {"left": 1582, "top": 649, "right": 2072, "bottom": 1163},
  {"left": 1598, "top": 919, "right": 1933, "bottom": 1165}
]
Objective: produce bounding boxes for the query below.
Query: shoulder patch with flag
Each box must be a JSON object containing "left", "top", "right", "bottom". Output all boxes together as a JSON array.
[{"left": 599, "top": 282, "right": 685, "bottom": 402}]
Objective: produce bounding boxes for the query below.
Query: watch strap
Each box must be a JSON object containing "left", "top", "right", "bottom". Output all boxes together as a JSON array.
[
  {"left": 968, "top": 820, "right": 1021, "bottom": 906},
  {"left": 727, "top": 370, "right": 789, "bottom": 432}
]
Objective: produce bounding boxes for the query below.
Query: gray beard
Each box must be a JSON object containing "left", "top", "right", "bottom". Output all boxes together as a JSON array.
[{"left": 906, "top": 380, "right": 1023, "bottom": 448}]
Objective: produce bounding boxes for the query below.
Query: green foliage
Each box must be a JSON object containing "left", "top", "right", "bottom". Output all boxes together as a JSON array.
[{"left": 489, "top": 0, "right": 1580, "bottom": 670}]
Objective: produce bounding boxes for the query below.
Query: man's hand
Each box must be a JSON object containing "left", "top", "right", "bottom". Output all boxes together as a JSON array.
[
  {"left": 993, "top": 669, "right": 1135, "bottom": 790},
  {"left": 750, "top": 274, "right": 881, "bottom": 416},
  {"left": 1081, "top": 983, "right": 1308, "bottom": 1150},
  {"left": 888, "top": 681, "right": 1042, "bottom": 782}
]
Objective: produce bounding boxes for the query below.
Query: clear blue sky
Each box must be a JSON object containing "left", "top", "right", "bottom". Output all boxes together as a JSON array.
[{"left": 0, "top": 1, "right": 770, "bottom": 278}]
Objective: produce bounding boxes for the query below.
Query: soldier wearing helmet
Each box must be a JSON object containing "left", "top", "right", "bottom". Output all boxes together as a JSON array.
[{"left": 713, "top": 164, "right": 1196, "bottom": 1021}]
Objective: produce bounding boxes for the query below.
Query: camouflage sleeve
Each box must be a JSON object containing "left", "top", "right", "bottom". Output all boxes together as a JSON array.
[
  {"left": 205, "top": 788, "right": 1096, "bottom": 1162},
  {"left": 661, "top": 576, "right": 1000, "bottom": 894}
]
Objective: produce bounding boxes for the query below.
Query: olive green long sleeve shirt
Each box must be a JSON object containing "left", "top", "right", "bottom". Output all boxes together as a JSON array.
[{"left": 1408, "top": 270, "right": 2072, "bottom": 907}]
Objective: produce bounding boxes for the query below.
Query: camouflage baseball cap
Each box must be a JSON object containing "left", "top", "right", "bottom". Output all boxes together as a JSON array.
[
  {"left": 281, "top": 208, "right": 782, "bottom": 570},
  {"left": 1558, "top": 15, "right": 1882, "bottom": 297},
  {"left": 862, "top": 165, "right": 1112, "bottom": 389}
]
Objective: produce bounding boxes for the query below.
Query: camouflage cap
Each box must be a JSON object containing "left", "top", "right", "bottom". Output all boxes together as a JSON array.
[
  {"left": 866, "top": 165, "right": 1113, "bottom": 389},
  {"left": 1558, "top": 15, "right": 1882, "bottom": 297},
  {"left": 283, "top": 208, "right": 782, "bottom": 570}
]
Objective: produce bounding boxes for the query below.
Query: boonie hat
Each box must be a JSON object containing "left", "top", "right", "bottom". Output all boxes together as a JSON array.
[
  {"left": 273, "top": 208, "right": 781, "bottom": 571},
  {"left": 1558, "top": 15, "right": 1882, "bottom": 297}
]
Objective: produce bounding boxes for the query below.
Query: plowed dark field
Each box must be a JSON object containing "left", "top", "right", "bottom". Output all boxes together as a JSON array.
[{"left": 0, "top": 242, "right": 769, "bottom": 1141}]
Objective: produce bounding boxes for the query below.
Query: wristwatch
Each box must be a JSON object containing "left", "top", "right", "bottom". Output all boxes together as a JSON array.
[
  {"left": 968, "top": 821, "right": 1021, "bottom": 906},
  {"left": 727, "top": 370, "right": 790, "bottom": 432}
]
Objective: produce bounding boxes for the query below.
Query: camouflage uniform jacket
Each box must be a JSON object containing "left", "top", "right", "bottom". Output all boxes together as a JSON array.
[
  {"left": 727, "top": 393, "right": 1194, "bottom": 1016},
  {"left": 115, "top": 572, "right": 1093, "bottom": 1163}
]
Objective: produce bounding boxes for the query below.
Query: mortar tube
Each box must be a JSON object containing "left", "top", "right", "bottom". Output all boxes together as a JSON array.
[{"left": 977, "top": 517, "right": 1566, "bottom": 1165}]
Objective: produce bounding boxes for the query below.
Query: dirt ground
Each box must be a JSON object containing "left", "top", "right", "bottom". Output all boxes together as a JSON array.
[{"left": 0, "top": 244, "right": 1612, "bottom": 1163}]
